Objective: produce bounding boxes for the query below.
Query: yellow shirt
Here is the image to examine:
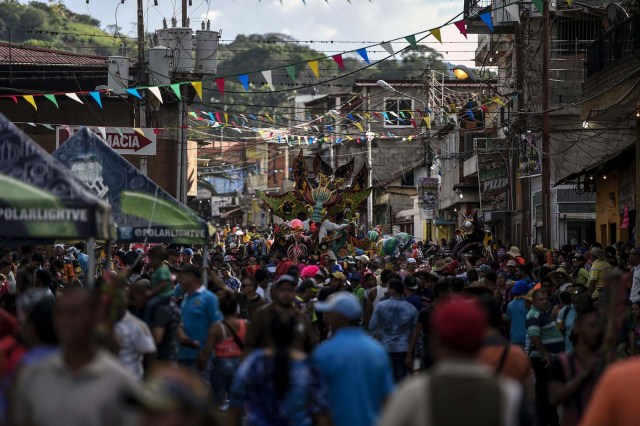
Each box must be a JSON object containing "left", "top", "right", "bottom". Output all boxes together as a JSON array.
[{"left": 589, "top": 258, "right": 612, "bottom": 289}]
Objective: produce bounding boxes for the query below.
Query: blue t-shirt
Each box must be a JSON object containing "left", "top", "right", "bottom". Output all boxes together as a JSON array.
[
  {"left": 313, "top": 327, "right": 395, "bottom": 426},
  {"left": 506, "top": 298, "right": 528, "bottom": 345},
  {"left": 368, "top": 297, "right": 418, "bottom": 353},
  {"left": 178, "top": 287, "right": 222, "bottom": 360},
  {"left": 76, "top": 252, "right": 89, "bottom": 276},
  {"left": 229, "top": 350, "right": 330, "bottom": 426}
]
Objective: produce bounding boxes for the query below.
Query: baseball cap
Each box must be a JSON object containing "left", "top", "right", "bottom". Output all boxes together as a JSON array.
[
  {"left": 476, "top": 264, "right": 491, "bottom": 273},
  {"left": 506, "top": 260, "right": 517, "bottom": 267},
  {"left": 54, "top": 243, "right": 65, "bottom": 250},
  {"left": 275, "top": 274, "right": 298, "bottom": 286},
  {"left": 406, "top": 258, "right": 417, "bottom": 264},
  {"left": 299, "top": 278, "right": 319, "bottom": 293},
  {"left": 355, "top": 255, "right": 370, "bottom": 264},
  {"left": 315, "top": 292, "right": 362, "bottom": 321},
  {"left": 331, "top": 271, "right": 346, "bottom": 281},
  {"left": 180, "top": 248, "right": 194, "bottom": 256},
  {"left": 332, "top": 264, "right": 344, "bottom": 273},
  {"left": 432, "top": 297, "right": 488, "bottom": 353}
]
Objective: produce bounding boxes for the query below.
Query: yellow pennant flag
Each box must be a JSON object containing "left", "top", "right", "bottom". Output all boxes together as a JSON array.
[
  {"left": 23, "top": 95, "right": 37, "bottom": 111},
  {"left": 423, "top": 116, "right": 431, "bottom": 129},
  {"left": 133, "top": 128, "right": 146, "bottom": 137},
  {"left": 224, "top": 113, "right": 229, "bottom": 124},
  {"left": 308, "top": 60, "right": 320, "bottom": 79},
  {"left": 565, "top": 0, "right": 572, "bottom": 4},
  {"left": 191, "top": 81, "right": 203, "bottom": 101},
  {"left": 492, "top": 97, "right": 506, "bottom": 106},
  {"left": 431, "top": 28, "right": 443, "bottom": 44},
  {"left": 354, "top": 122, "right": 364, "bottom": 132}
]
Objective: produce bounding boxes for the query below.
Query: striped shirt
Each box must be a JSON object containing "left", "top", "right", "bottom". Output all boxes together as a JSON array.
[{"left": 526, "top": 306, "right": 565, "bottom": 358}]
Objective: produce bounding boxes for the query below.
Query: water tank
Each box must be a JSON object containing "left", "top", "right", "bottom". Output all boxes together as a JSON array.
[
  {"left": 194, "top": 30, "right": 220, "bottom": 75},
  {"left": 156, "top": 27, "right": 193, "bottom": 73},
  {"left": 148, "top": 46, "right": 172, "bottom": 85},
  {"left": 107, "top": 56, "right": 130, "bottom": 95}
]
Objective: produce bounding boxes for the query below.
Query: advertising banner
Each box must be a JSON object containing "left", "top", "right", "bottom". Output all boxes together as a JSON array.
[
  {"left": 518, "top": 133, "right": 542, "bottom": 178},
  {"left": 477, "top": 148, "right": 510, "bottom": 212}
]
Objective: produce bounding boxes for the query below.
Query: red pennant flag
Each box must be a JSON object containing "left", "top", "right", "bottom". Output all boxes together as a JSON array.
[
  {"left": 216, "top": 78, "right": 225, "bottom": 97},
  {"left": 454, "top": 20, "right": 467, "bottom": 38},
  {"left": 153, "top": 128, "right": 163, "bottom": 135},
  {"left": 10, "top": 96, "right": 17, "bottom": 104},
  {"left": 372, "top": 112, "right": 382, "bottom": 119},
  {"left": 215, "top": 112, "right": 222, "bottom": 122},
  {"left": 332, "top": 54, "right": 345, "bottom": 70},
  {"left": 410, "top": 118, "right": 417, "bottom": 128}
]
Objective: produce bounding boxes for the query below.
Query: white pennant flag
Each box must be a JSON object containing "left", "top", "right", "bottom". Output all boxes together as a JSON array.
[
  {"left": 65, "top": 93, "right": 84, "bottom": 104},
  {"left": 505, "top": 4, "right": 520, "bottom": 23},
  {"left": 148, "top": 87, "right": 163, "bottom": 104},
  {"left": 97, "top": 126, "right": 107, "bottom": 140},
  {"left": 381, "top": 42, "right": 395, "bottom": 57},
  {"left": 261, "top": 70, "right": 273, "bottom": 90}
]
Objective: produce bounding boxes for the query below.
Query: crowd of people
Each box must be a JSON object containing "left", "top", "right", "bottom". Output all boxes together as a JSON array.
[{"left": 1, "top": 229, "right": 640, "bottom": 426}]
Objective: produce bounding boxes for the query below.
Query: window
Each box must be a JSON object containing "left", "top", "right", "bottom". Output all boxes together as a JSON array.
[
  {"left": 384, "top": 98, "right": 413, "bottom": 127},
  {"left": 400, "top": 172, "right": 415, "bottom": 187}
]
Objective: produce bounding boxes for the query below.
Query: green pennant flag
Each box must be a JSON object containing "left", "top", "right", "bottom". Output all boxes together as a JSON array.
[
  {"left": 170, "top": 83, "right": 182, "bottom": 100},
  {"left": 44, "top": 94, "right": 59, "bottom": 109},
  {"left": 285, "top": 65, "right": 297, "bottom": 82},
  {"left": 531, "top": 0, "right": 543, "bottom": 13},
  {"left": 405, "top": 34, "right": 418, "bottom": 50}
]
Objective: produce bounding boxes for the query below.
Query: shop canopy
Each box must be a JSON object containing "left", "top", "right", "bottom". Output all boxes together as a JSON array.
[
  {"left": 0, "top": 115, "right": 111, "bottom": 240},
  {"left": 53, "top": 128, "right": 209, "bottom": 244}
]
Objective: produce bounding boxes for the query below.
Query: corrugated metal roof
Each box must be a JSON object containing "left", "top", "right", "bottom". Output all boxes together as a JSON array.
[{"left": 0, "top": 42, "right": 107, "bottom": 67}]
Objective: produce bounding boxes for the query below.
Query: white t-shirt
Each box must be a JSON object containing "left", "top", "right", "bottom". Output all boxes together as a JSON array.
[
  {"left": 114, "top": 311, "right": 157, "bottom": 380},
  {"left": 6, "top": 271, "right": 16, "bottom": 295},
  {"left": 630, "top": 265, "right": 640, "bottom": 303}
]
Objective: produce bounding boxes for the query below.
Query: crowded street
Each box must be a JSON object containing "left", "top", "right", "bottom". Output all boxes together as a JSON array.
[{"left": 2, "top": 0, "right": 640, "bottom": 425}]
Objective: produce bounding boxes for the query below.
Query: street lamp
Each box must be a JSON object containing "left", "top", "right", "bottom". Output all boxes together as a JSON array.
[{"left": 451, "top": 65, "right": 478, "bottom": 81}]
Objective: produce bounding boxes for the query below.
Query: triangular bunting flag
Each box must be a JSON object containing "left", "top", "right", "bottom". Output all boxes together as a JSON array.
[
  {"left": 308, "top": 60, "right": 320, "bottom": 79},
  {"left": 505, "top": 4, "right": 520, "bottom": 23},
  {"left": 238, "top": 74, "right": 250, "bottom": 91},
  {"left": 381, "top": 42, "right": 395, "bottom": 57},
  {"left": 10, "top": 96, "right": 17, "bottom": 104},
  {"left": 531, "top": 0, "right": 543, "bottom": 13},
  {"left": 285, "top": 65, "right": 297, "bottom": 82},
  {"left": 410, "top": 119, "right": 417, "bottom": 128},
  {"left": 66, "top": 93, "right": 84, "bottom": 104},
  {"left": 356, "top": 48, "right": 370, "bottom": 64},
  {"left": 454, "top": 20, "right": 467, "bottom": 38},
  {"left": 405, "top": 34, "right": 418, "bottom": 50},
  {"left": 480, "top": 12, "right": 494, "bottom": 32},
  {"left": 224, "top": 113, "right": 229, "bottom": 124},
  {"left": 216, "top": 78, "right": 225, "bottom": 97},
  {"left": 424, "top": 116, "right": 431, "bottom": 129},
  {"left": 148, "top": 86, "right": 163, "bottom": 104},
  {"left": 23, "top": 95, "right": 37, "bottom": 111},
  {"left": 126, "top": 88, "right": 142, "bottom": 99},
  {"left": 566, "top": 0, "right": 572, "bottom": 5},
  {"left": 116, "top": 128, "right": 123, "bottom": 136},
  {"left": 191, "top": 81, "right": 203, "bottom": 101},
  {"left": 431, "top": 28, "right": 442, "bottom": 43},
  {"left": 41, "top": 123, "right": 54, "bottom": 130},
  {"left": 332, "top": 54, "right": 345, "bottom": 70},
  {"left": 44, "top": 94, "right": 59, "bottom": 109},
  {"left": 89, "top": 92, "right": 102, "bottom": 108},
  {"left": 170, "top": 83, "right": 182, "bottom": 100},
  {"left": 492, "top": 97, "right": 506, "bottom": 106},
  {"left": 261, "top": 70, "right": 273, "bottom": 89},
  {"left": 354, "top": 122, "right": 364, "bottom": 132},
  {"left": 97, "top": 127, "right": 107, "bottom": 140},
  {"left": 133, "top": 128, "right": 145, "bottom": 137}
]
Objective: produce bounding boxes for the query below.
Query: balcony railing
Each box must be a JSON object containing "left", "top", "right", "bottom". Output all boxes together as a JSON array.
[
  {"left": 464, "top": 0, "right": 492, "bottom": 19},
  {"left": 586, "top": 15, "right": 640, "bottom": 78}
]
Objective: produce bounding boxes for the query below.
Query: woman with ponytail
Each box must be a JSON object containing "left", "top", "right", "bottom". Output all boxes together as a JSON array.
[{"left": 227, "top": 311, "right": 331, "bottom": 426}]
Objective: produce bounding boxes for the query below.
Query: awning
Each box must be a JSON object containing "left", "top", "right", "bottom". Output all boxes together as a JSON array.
[
  {"left": 54, "top": 128, "right": 208, "bottom": 244},
  {"left": 0, "top": 115, "right": 111, "bottom": 240},
  {"left": 554, "top": 143, "right": 634, "bottom": 187}
]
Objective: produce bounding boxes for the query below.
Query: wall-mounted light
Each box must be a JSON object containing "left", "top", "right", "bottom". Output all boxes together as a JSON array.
[
  {"left": 458, "top": 190, "right": 464, "bottom": 199},
  {"left": 582, "top": 121, "right": 589, "bottom": 129},
  {"left": 603, "top": 174, "right": 607, "bottom": 180}
]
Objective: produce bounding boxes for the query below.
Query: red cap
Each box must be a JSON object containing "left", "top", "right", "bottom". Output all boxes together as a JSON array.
[{"left": 432, "top": 296, "right": 488, "bottom": 353}]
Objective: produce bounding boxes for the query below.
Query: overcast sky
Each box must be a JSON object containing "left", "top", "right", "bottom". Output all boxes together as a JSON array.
[{"left": 30, "top": 0, "right": 477, "bottom": 67}]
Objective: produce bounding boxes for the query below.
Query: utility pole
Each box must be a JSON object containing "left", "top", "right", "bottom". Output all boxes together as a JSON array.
[
  {"left": 137, "top": 0, "right": 148, "bottom": 175},
  {"left": 541, "top": 0, "right": 552, "bottom": 248},
  {"left": 515, "top": 16, "right": 529, "bottom": 254},
  {"left": 365, "top": 86, "right": 374, "bottom": 231},
  {"left": 177, "top": 0, "right": 189, "bottom": 202}
]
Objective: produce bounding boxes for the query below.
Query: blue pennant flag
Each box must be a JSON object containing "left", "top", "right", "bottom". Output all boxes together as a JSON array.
[
  {"left": 466, "top": 109, "right": 475, "bottom": 120},
  {"left": 480, "top": 12, "right": 494, "bottom": 32},
  {"left": 357, "top": 48, "right": 370, "bottom": 64},
  {"left": 208, "top": 112, "right": 216, "bottom": 122},
  {"left": 238, "top": 74, "right": 250, "bottom": 91},
  {"left": 89, "top": 92, "right": 102, "bottom": 108},
  {"left": 347, "top": 113, "right": 356, "bottom": 120},
  {"left": 126, "top": 88, "right": 142, "bottom": 99}
]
